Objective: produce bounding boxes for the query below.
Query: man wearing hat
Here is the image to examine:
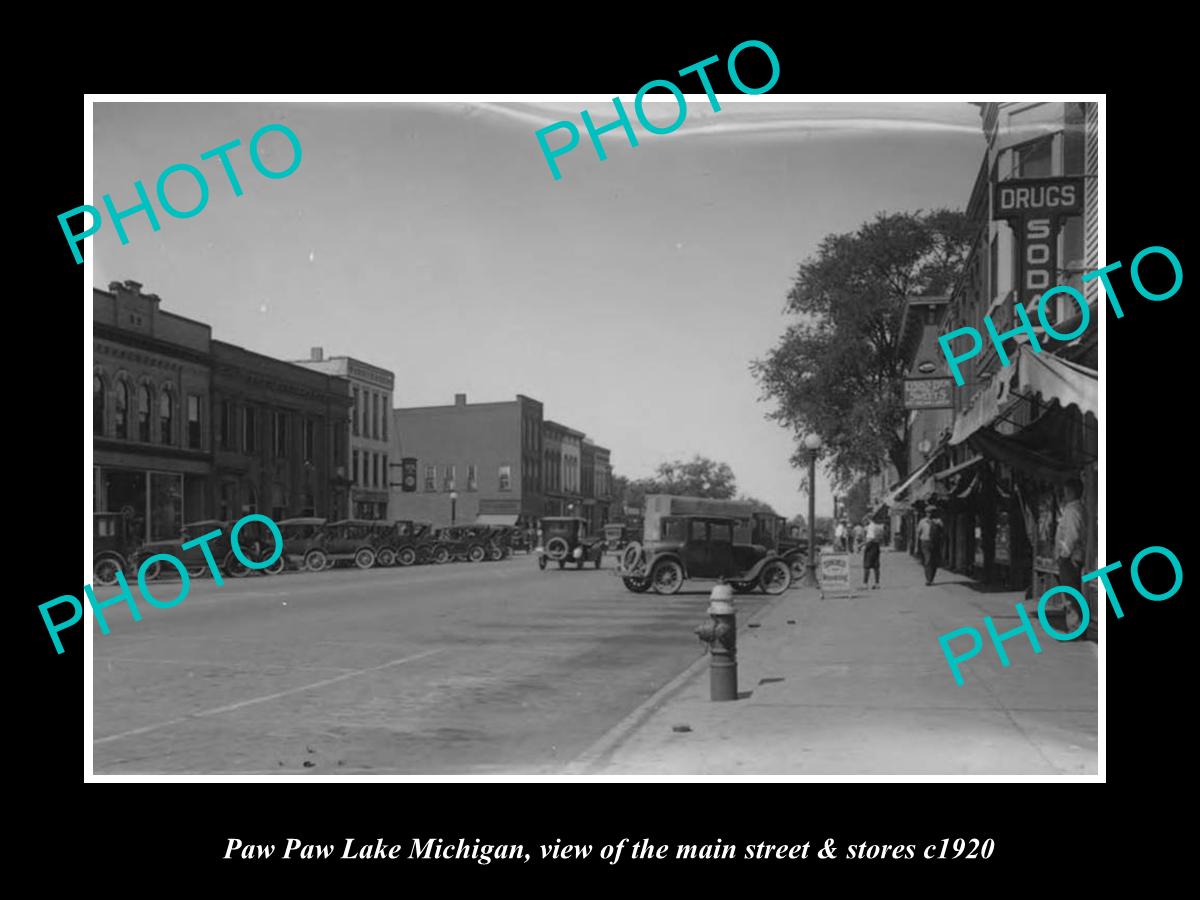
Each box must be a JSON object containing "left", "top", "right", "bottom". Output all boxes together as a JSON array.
[{"left": 917, "top": 505, "right": 945, "bottom": 586}]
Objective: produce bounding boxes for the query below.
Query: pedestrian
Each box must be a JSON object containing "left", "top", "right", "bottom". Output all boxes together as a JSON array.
[
  {"left": 834, "top": 520, "right": 847, "bottom": 552},
  {"left": 852, "top": 520, "right": 865, "bottom": 554},
  {"left": 917, "top": 505, "right": 945, "bottom": 586},
  {"left": 1055, "top": 476, "right": 1088, "bottom": 638},
  {"left": 862, "top": 516, "right": 883, "bottom": 589}
]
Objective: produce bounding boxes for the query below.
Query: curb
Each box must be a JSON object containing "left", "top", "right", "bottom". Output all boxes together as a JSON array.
[{"left": 562, "top": 586, "right": 803, "bottom": 775}]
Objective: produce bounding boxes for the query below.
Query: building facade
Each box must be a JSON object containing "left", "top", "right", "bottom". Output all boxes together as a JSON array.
[
  {"left": 93, "top": 281, "right": 213, "bottom": 541},
  {"left": 210, "top": 341, "right": 352, "bottom": 523},
  {"left": 390, "top": 393, "right": 546, "bottom": 528},
  {"left": 543, "top": 420, "right": 585, "bottom": 517},
  {"left": 293, "top": 347, "right": 395, "bottom": 520}
]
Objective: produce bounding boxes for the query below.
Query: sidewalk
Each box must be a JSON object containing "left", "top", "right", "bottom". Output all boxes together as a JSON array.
[{"left": 570, "top": 549, "right": 1098, "bottom": 776}]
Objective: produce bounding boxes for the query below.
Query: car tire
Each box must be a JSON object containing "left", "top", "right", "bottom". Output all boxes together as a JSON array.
[
  {"left": 94, "top": 555, "right": 124, "bottom": 587},
  {"left": 623, "top": 576, "right": 651, "bottom": 593},
  {"left": 651, "top": 559, "right": 684, "bottom": 595},
  {"left": 731, "top": 581, "right": 756, "bottom": 594},
  {"left": 759, "top": 560, "right": 792, "bottom": 595},
  {"left": 376, "top": 547, "right": 396, "bottom": 567},
  {"left": 304, "top": 548, "right": 328, "bottom": 572},
  {"left": 538, "top": 556, "right": 547, "bottom": 570},
  {"left": 355, "top": 548, "right": 376, "bottom": 570},
  {"left": 264, "top": 556, "right": 286, "bottom": 576},
  {"left": 396, "top": 547, "right": 417, "bottom": 567},
  {"left": 433, "top": 546, "right": 450, "bottom": 565},
  {"left": 621, "top": 542, "right": 644, "bottom": 572},
  {"left": 488, "top": 547, "right": 503, "bottom": 562},
  {"left": 545, "top": 537, "right": 569, "bottom": 561},
  {"left": 468, "top": 544, "right": 487, "bottom": 563},
  {"left": 788, "top": 555, "right": 807, "bottom": 581},
  {"left": 224, "top": 551, "right": 250, "bottom": 579}
]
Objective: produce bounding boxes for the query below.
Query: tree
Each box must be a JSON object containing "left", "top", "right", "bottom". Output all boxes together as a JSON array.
[
  {"left": 736, "top": 495, "right": 778, "bottom": 515},
  {"left": 842, "top": 477, "right": 871, "bottom": 524},
  {"left": 610, "top": 456, "right": 741, "bottom": 513},
  {"left": 751, "top": 209, "right": 973, "bottom": 488}
]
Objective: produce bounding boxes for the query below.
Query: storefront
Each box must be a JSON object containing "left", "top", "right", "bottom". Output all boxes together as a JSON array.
[{"left": 93, "top": 465, "right": 206, "bottom": 543}]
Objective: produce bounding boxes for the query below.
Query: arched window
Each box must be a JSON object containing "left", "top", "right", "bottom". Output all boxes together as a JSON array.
[
  {"left": 159, "top": 388, "right": 174, "bottom": 445},
  {"left": 93, "top": 373, "right": 105, "bottom": 435},
  {"left": 114, "top": 379, "right": 130, "bottom": 439},
  {"left": 137, "top": 383, "right": 152, "bottom": 442}
]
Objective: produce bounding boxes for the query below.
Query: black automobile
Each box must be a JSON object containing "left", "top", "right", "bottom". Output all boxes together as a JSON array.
[
  {"left": 93, "top": 511, "right": 140, "bottom": 586},
  {"left": 537, "top": 517, "right": 605, "bottom": 570},
  {"left": 616, "top": 514, "right": 791, "bottom": 595}
]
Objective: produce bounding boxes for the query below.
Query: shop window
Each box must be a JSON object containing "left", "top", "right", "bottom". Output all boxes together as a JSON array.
[
  {"left": 425, "top": 464, "right": 437, "bottom": 492},
  {"left": 499, "top": 464, "right": 512, "bottom": 492},
  {"left": 149, "top": 472, "right": 183, "bottom": 541},
  {"left": 159, "top": 388, "right": 174, "bottom": 445},
  {"left": 187, "top": 395, "right": 202, "bottom": 449},
  {"left": 138, "top": 383, "right": 152, "bottom": 442}
]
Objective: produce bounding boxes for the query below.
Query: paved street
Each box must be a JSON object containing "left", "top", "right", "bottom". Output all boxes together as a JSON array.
[{"left": 92, "top": 557, "right": 769, "bottom": 774}]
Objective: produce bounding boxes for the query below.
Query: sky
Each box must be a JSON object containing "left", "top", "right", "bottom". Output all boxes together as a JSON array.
[{"left": 91, "top": 99, "right": 984, "bottom": 519}]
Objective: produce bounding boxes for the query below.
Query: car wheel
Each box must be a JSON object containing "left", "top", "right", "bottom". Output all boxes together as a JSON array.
[
  {"left": 468, "top": 544, "right": 487, "bottom": 563},
  {"left": 304, "top": 549, "right": 328, "bottom": 572},
  {"left": 789, "top": 556, "right": 808, "bottom": 581},
  {"left": 538, "top": 555, "right": 547, "bottom": 570},
  {"left": 376, "top": 547, "right": 396, "bottom": 567},
  {"left": 433, "top": 546, "right": 450, "bottom": 564},
  {"left": 545, "top": 537, "right": 569, "bottom": 561},
  {"left": 94, "top": 555, "right": 123, "bottom": 586},
  {"left": 264, "top": 556, "right": 286, "bottom": 576},
  {"left": 623, "top": 576, "right": 652, "bottom": 593},
  {"left": 224, "top": 551, "right": 250, "bottom": 579},
  {"left": 621, "top": 542, "right": 644, "bottom": 572},
  {"left": 651, "top": 559, "right": 684, "bottom": 595},
  {"left": 355, "top": 548, "right": 376, "bottom": 570},
  {"left": 488, "top": 547, "right": 503, "bottom": 562},
  {"left": 759, "top": 560, "right": 791, "bottom": 595},
  {"left": 396, "top": 547, "right": 417, "bottom": 567}
]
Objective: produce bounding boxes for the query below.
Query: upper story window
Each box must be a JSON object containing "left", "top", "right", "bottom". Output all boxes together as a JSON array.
[
  {"left": 353, "top": 449, "right": 359, "bottom": 484},
  {"left": 443, "top": 464, "right": 456, "bottom": 492},
  {"left": 373, "top": 393, "right": 381, "bottom": 440},
  {"left": 1012, "top": 135, "right": 1055, "bottom": 178},
  {"left": 425, "top": 464, "right": 437, "bottom": 492},
  {"left": 138, "top": 383, "right": 152, "bottom": 442},
  {"left": 273, "top": 411, "right": 288, "bottom": 457},
  {"left": 93, "top": 374, "right": 105, "bottom": 435},
  {"left": 303, "top": 419, "right": 315, "bottom": 462},
  {"left": 187, "top": 395, "right": 202, "bottom": 449},
  {"left": 159, "top": 387, "right": 174, "bottom": 445},
  {"left": 242, "top": 406, "right": 258, "bottom": 453},
  {"left": 352, "top": 388, "right": 360, "bottom": 437},
  {"left": 220, "top": 400, "right": 234, "bottom": 450},
  {"left": 382, "top": 394, "right": 389, "bottom": 441},
  {"left": 467, "top": 464, "right": 478, "bottom": 491},
  {"left": 498, "top": 464, "right": 512, "bottom": 492},
  {"left": 114, "top": 379, "right": 130, "bottom": 439}
]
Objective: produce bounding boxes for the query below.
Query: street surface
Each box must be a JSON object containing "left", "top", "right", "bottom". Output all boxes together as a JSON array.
[{"left": 92, "top": 556, "right": 769, "bottom": 774}]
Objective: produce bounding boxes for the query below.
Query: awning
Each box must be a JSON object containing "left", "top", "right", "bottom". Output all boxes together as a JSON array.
[
  {"left": 1018, "top": 347, "right": 1097, "bottom": 418},
  {"left": 966, "top": 401, "right": 1094, "bottom": 482},
  {"left": 934, "top": 454, "right": 984, "bottom": 481},
  {"left": 883, "top": 450, "right": 944, "bottom": 505},
  {"left": 475, "top": 514, "right": 519, "bottom": 526},
  {"left": 950, "top": 371, "right": 1012, "bottom": 446}
]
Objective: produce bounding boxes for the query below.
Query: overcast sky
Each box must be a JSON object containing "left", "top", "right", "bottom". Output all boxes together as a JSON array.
[{"left": 92, "top": 99, "right": 983, "bottom": 519}]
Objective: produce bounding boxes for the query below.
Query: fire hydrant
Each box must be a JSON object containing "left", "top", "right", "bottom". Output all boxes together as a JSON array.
[{"left": 695, "top": 582, "right": 737, "bottom": 701}]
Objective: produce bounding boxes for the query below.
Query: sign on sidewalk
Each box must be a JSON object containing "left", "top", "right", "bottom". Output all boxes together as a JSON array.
[{"left": 818, "top": 551, "right": 858, "bottom": 599}]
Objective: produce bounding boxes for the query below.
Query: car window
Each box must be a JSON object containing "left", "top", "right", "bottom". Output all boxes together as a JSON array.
[
  {"left": 689, "top": 520, "right": 708, "bottom": 541},
  {"left": 710, "top": 522, "right": 733, "bottom": 544},
  {"left": 662, "top": 519, "right": 685, "bottom": 542}
]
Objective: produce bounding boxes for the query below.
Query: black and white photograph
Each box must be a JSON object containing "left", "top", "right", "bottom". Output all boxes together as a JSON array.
[{"left": 82, "top": 96, "right": 1101, "bottom": 779}]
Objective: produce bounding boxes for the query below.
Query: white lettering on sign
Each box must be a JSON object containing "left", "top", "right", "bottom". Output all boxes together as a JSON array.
[{"left": 998, "top": 183, "right": 1078, "bottom": 213}]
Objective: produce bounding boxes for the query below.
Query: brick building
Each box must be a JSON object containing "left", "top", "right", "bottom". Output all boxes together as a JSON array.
[
  {"left": 210, "top": 341, "right": 352, "bottom": 522},
  {"left": 93, "top": 281, "right": 213, "bottom": 542},
  {"left": 293, "top": 347, "right": 395, "bottom": 520},
  {"left": 390, "top": 394, "right": 546, "bottom": 528}
]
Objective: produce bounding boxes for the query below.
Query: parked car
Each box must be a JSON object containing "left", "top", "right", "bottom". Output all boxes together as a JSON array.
[
  {"left": 753, "top": 512, "right": 810, "bottom": 580},
  {"left": 276, "top": 517, "right": 328, "bottom": 571},
  {"left": 93, "top": 511, "right": 141, "bottom": 586},
  {"left": 537, "top": 517, "right": 605, "bottom": 570},
  {"left": 482, "top": 525, "right": 515, "bottom": 561},
  {"left": 616, "top": 514, "right": 791, "bottom": 595},
  {"left": 371, "top": 520, "right": 427, "bottom": 567},
  {"left": 303, "top": 519, "right": 378, "bottom": 570},
  {"left": 433, "top": 526, "right": 492, "bottom": 563},
  {"left": 132, "top": 519, "right": 284, "bottom": 580}
]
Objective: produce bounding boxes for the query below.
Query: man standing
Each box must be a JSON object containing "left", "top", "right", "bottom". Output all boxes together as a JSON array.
[
  {"left": 834, "top": 520, "right": 847, "bottom": 552},
  {"left": 862, "top": 516, "right": 883, "bottom": 589},
  {"left": 917, "top": 506, "right": 944, "bottom": 586},
  {"left": 1055, "top": 477, "right": 1088, "bottom": 637}
]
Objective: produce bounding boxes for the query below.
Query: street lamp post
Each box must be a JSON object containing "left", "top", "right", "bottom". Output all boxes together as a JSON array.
[
  {"left": 801, "top": 433, "right": 822, "bottom": 588},
  {"left": 450, "top": 490, "right": 458, "bottom": 525}
]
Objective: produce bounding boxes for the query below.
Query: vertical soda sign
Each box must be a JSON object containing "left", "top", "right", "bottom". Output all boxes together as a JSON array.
[{"left": 992, "top": 176, "right": 1084, "bottom": 328}]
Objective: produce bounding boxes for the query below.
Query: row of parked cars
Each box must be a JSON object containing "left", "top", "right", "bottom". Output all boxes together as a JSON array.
[{"left": 92, "top": 511, "right": 525, "bottom": 585}]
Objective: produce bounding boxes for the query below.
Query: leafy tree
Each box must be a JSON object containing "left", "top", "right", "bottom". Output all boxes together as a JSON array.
[
  {"left": 842, "top": 477, "right": 871, "bottom": 524},
  {"left": 736, "top": 495, "right": 778, "bottom": 515},
  {"left": 611, "top": 456, "right": 741, "bottom": 512},
  {"left": 752, "top": 209, "right": 973, "bottom": 487}
]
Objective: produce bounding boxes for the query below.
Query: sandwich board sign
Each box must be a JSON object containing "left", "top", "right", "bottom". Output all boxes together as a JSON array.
[{"left": 818, "top": 551, "right": 856, "bottom": 599}]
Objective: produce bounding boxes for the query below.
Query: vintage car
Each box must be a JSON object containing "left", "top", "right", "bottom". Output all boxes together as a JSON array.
[
  {"left": 537, "top": 517, "right": 605, "bottom": 570},
  {"left": 603, "top": 523, "right": 628, "bottom": 552},
  {"left": 432, "top": 525, "right": 493, "bottom": 563},
  {"left": 93, "top": 511, "right": 141, "bottom": 586},
  {"left": 752, "top": 512, "right": 810, "bottom": 580},
  {"left": 275, "top": 517, "right": 327, "bottom": 570},
  {"left": 482, "top": 525, "right": 515, "bottom": 561},
  {"left": 616, "top": 514, "right": 792, "bottom": 595},
  {"left": 302, "top": 519, "right": 378, "bottom": 570},
  {"left": 132, "top": 518, "right": 285, "bottom": 580},
  {"left": 370, "top": 520, "right": 430, "bottom": 567}
]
